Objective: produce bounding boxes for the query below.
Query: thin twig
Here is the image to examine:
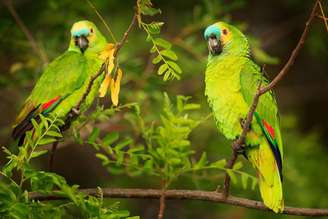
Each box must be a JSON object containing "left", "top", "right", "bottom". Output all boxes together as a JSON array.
[
  {"left": 86, "top": 0, "right": 117, "bottom": 43},
  {"left": 2, "top": 0, "right": 48, "bottom": 64},
  {"left": 28, "top": 188, "right": 328, "bottom": 217},
  {"left": 259, "top": 0, "right": 319, "bottom": 95},
  {"left": 317, "top": 1, "right": 328, "bottom": 32},
  {"left": 223, "top": 0, "right": 321, "bottom": 196},
  {"left": 48, "top": 141, "right": 59, "bottom": 171},
  {"left": 158, "top": 180, "right": 166, "bottom": 219}
]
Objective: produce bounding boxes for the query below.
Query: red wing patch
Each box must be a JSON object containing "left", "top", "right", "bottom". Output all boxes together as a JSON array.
[
  {"left": 262, "top": 119, "right": 275, "bottom": 139},
  {"left": 42, "top": 96, "right": 61, "bottom": 110}
]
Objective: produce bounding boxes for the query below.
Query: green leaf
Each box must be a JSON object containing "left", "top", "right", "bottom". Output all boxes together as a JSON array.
[
  {"left": 88, "top": 127, "right": 100, "bottom": 144},
  {"left": 115, "top": 138, "right": 133, "bottom": 151},
  {"left": 183, "top": 103, "right": 200, "bottom": 111},
  {"left": 241, "top": 174, "right": 248, "bottom": 189},
  {"left": 154, "top": 38, "right": 171, "bottom": 49},
  {"left": 157, "top": 64, "right": 168, "bottom": 75},
  {"left": 160, "top": 50, "right": 178, "bottom": 61},
  {"left": 210, "top": 159, "right": 226, "bottom": 168},
  {"left": 30, "top": 150, "right": 48, "bottom": 159},
  {"left": 168, "top": 158, "right": 181, "bottom": 165},
  {"left": 145, "top": 22, "right": 164, "bottom": 34},
  {"left": 103, "top": 132, "right": 119, "bottom": 146},
  {"left": 232, "top": 161, "right": 243, "bottom": 170},
  {"left": 226, "top": 169, "right": 237, "bottom": 184},
  {"left": 152, "top": 54, "right": 162, "bottom": 64},
  {"left": 128, "top": 146, "right": 145, "bottom": 154},
  {"left": 96, "top": 153, "right": 110, "bottom": 166},
  {"left": 31, "top": 119, "right": 40, "bottom": 136},
  {"left": 163, "top": 70, "right": 172, "bottom": 81},
  {"left": 141, "top": 7, "right": 161, "bottom": 16},
  {"left": 194, "top": 152, "right": 208, "bottom": 169},
  {"left": 47, "top": 130, "right": 62, "bottom": 138},
  {"left": 38, "top": 138, "right": 57, "bottom": 145},
  {"left": 39, "top": 114, "right": 49, "bottom": 130},
  {"left": 251, "top": 178, "right": 257, "bottom": 190},
  {"left": 150, "top": 46, "right": 157, "bottom": 53},
  {"left": 167, "top": 61, "right": 182, "bottom": 74}
]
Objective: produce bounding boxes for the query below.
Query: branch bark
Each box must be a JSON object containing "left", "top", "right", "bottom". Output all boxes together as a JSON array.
[
  {"left": 223, "top": 0, "right": 321, "bottom": 196},
  {"left": 28, "top": 188, "right": 328, "bottom": 217}
]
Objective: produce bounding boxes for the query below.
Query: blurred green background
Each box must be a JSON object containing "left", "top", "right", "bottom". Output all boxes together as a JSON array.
[{"left": 0, "top": 0, "right": 328, "bottom": 218}]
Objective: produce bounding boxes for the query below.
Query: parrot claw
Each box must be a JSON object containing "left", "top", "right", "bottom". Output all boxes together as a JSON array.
[
  {"left": 239, "top": 118, "right": 246, "bottom": 128},
  {"left": 240, "top": 118, "right": 251, "bottom": 131},
  {"left": 71, "top": 108, "right": 80, "bottom": 116},
  {"left": 232, "top": 139, "right": 246, "bottom": 154}
]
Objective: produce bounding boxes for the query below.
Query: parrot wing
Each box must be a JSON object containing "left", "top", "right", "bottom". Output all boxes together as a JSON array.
[
  {"left": 12, "top": 51, "right": 88, "bottom": 140},
  {"left": 240, "top": 60, "right": 283, "bottom": 178}
]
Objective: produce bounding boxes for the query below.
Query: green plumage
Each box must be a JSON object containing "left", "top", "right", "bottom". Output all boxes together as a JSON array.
[
  {"left": 13, "top": 20, "right": 107, "bottom": 143},
  {"left": 204, "top": 22, "right": 284, "bottom": 212}
]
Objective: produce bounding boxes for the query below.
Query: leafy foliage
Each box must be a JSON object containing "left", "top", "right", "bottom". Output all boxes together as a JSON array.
[
  {"left": 1, "top": 0, "right": 327, "bottom": 218},
  {"left": 86, "top": 93, "right": 257, "bottom": 189},
  {"left": 137, "top": 0, "right": 182, "bottom": 81},
  {"left": 0, "top": 114, "right": 138, "bottom": 219}
]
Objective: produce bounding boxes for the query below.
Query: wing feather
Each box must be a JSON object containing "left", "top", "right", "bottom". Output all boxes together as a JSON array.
[{"left": 240, "top": 59, "right": 283, "bottom": 171}]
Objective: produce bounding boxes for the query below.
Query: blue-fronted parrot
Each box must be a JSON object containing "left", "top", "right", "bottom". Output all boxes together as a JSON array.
[
  {"left": 204, "top": 22, "right": 284, "bottom": 212},
  {"left": 12, "top": 20, "right": 113, "bottom": 144}
]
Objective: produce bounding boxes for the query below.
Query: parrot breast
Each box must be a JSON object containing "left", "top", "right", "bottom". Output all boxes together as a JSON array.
[{"left": 205, "top": 56, "right": 249, "bottom": 139}]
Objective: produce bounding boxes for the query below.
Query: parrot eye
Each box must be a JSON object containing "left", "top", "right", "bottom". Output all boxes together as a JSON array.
[
  {"left": 90, "top": 28, "right": 94, "bottom": 33},
  {"left": 222, "top": 29, "right": 228, "bottom": 35}
]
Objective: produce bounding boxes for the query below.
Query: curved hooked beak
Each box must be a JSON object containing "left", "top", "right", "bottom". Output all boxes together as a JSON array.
[
  {"left": 208, "top": 35, "right": 222, "bottom": 55},
  {"left": 75, "top": 35, "right": 89, "bottom": 53}
]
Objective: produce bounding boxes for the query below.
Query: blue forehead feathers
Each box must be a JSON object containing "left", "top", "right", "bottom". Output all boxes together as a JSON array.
[
  {"left": 72, "top": 27, "right": 90, "bottom": 37},
  {"left": 204, "top": 25, "right": 221, "bottom": 40}
]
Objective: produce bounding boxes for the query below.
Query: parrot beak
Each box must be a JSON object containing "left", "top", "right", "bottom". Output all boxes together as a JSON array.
[
  {"left": 75, "top": 35, "right": 89, "bottom": 53},
  {"left": 208, "top": 35, "right": 222, "bottom": 55}
]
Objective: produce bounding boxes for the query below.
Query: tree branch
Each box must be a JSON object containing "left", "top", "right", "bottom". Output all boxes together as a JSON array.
[
  {"left": 223, "top": 0, "right": 322, "bottom": 196},
  {"left": 2, "top": 0, "right": 49, "bottom": 64},
  {"left": 28, "top": 188, "right": 328, "bottom": 217}
]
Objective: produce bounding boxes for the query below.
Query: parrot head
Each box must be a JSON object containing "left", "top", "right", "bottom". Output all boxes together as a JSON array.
[
  {"left": 204, "top": 22, "right": 248, "bottom": 56},
  {"left": 69, "top": 20, "right": 107, "bottom": 54}
]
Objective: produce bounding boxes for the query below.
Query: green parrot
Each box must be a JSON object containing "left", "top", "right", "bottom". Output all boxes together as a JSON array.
[
  {"left": 12, "top": 20, "right": 109, "bottom": 144},
  {"left": 204, "top": 22, "right": 284, "bottom": 212}
]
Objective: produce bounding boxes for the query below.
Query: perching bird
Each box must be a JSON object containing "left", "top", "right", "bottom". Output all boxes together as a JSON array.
[
  {"left": 204, "top": 22, "right": 284, "bottom": 212},
  {"left": 12, "top": 20, "right": 110, "bottom": 144}
]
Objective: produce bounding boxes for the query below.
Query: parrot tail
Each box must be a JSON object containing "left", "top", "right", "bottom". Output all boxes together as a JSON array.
[
  {"left": 12, "top": 107, "right": 40, "bottom": 145},
  {"left": 247, "top": 138, "right": 284, "bottom": 213}
]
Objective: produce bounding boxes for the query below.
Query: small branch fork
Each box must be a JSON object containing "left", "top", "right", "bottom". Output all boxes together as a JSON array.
[
  {"left": 48, "top": 12, "right": 137, "bottom": 171},
  {"left": 28, "top": 188, "right": 328, "bottom": 217},
  {"left": 223, "top": 0, "right": 325, "bottom": 197}
]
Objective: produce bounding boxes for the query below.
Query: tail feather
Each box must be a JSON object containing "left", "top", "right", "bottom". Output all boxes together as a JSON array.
[
  {"left": 247, "top": 138, "right": 284, "bottom": 213},
  {"left": 12, "top": 107, "right": 40, "bottom": 145}
]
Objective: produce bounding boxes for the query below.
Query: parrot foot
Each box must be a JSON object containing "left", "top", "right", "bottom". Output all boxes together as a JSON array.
[
  {"left": 239, "top": 118, "right": 251, "bottom": 130},
  {"left": 71, "top": 107, "right": 80, "bottom": 116},
  {"left": 232, "top": 139, "right": 246, "bottom": 154}
]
